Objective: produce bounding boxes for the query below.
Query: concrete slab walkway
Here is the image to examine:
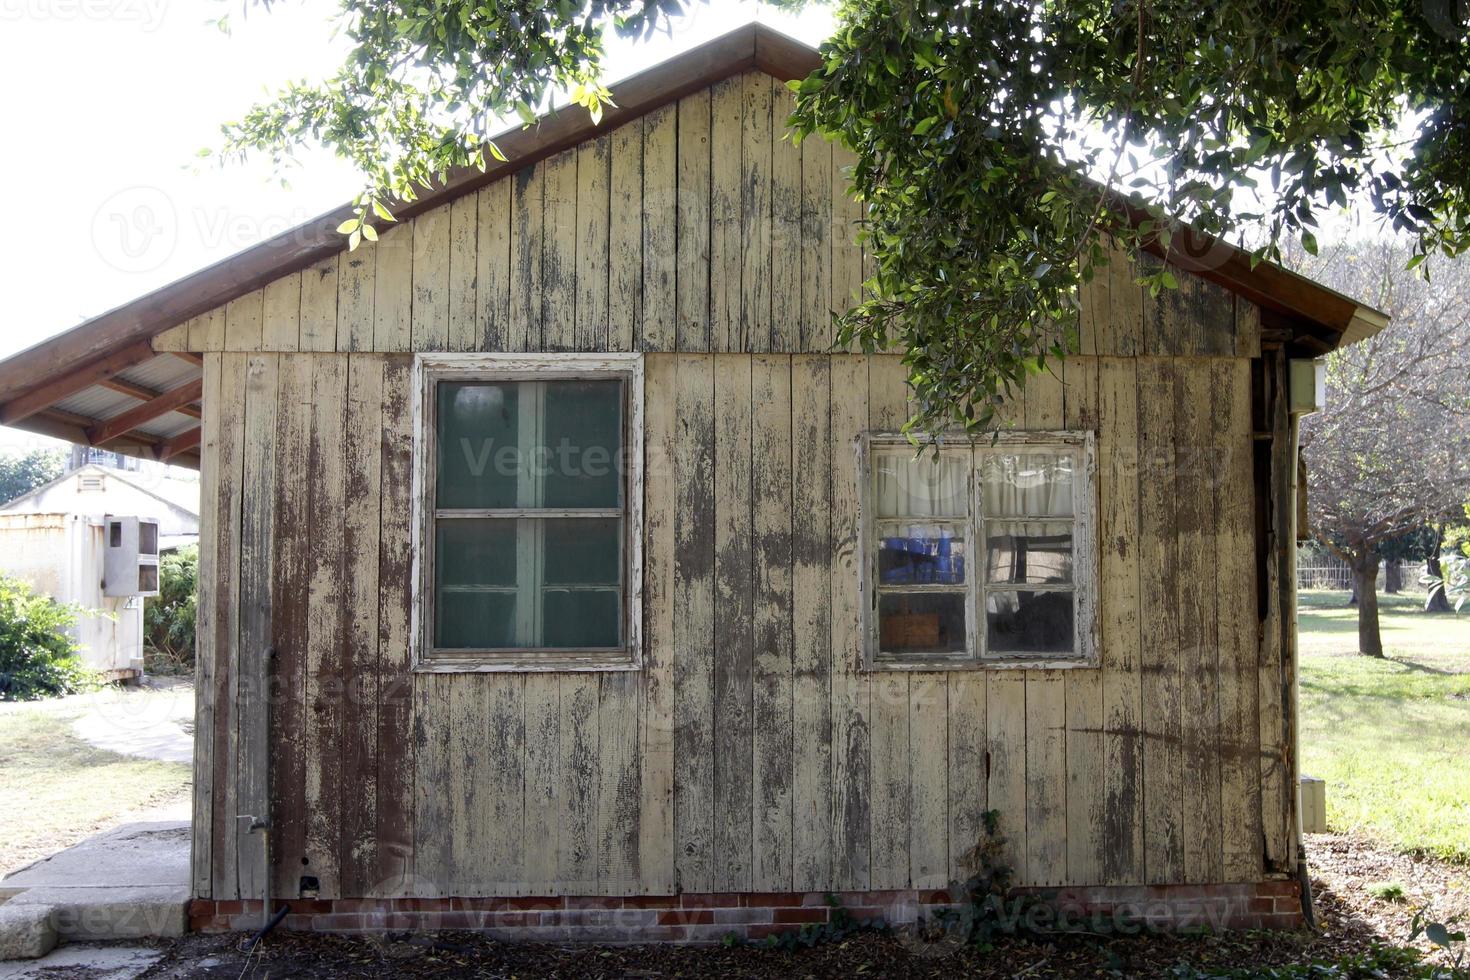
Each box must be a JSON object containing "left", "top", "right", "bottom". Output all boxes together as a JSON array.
[
  {"left": 0, "top": 943, "right": 163, "bottom": 979},
  {"left": 0, "top": 822, "right": 190, "bottom": 956},
  {"left": 70, "top": 685, "right": 193, "bottom": 765}
]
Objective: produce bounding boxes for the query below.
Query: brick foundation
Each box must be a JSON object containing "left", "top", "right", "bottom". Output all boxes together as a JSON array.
[{"left": 189, "top": 880, "right": 1303, "bottom": 942}]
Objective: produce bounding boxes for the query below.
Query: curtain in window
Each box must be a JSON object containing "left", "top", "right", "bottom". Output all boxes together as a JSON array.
[
  {"left": 980, "top": 452, "right": 1073, "bottom": 517},
  {"left": 874, "top": 452, "right": 967, "bottom": 517}
]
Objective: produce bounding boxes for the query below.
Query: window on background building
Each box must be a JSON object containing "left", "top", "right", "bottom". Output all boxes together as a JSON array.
[
  {"left": 417, "top": 354, "right": 642, "bottom": 671},
  {"left": 864, "top": 433, "right": 1096, "bottom": 669}
]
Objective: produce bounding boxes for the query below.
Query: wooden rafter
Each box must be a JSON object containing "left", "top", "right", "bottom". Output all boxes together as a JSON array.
[
  {"left": 157, "top": 426, "right": 201, "bottom": 461},
  {"left": 100, "top": 376, "right": 202, "bottom": 420},
  {"left": 30, "top": 408, "right": 164, "bottom": 457},
  {"left": 0, "top": 340, "right": 155, "bottom": 426},
  {"left": 87, "top": 378, "right": 204, "bottom": 446}
]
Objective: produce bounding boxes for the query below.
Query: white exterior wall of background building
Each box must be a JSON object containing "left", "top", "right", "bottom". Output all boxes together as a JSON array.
[
  {"left": 0, "top": 512, "right": 142, "bottom": 675},
  {"left": 0, "top": 465, "right": 200, "bottom": 676}
]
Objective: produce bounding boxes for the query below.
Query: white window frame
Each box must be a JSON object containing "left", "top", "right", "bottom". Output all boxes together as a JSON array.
[
  {"left": 858, "top": 430, "right": 1098, "bottom": 671},
  {"left": 411, "top": 352, "right": 644, "bottom": 673}
]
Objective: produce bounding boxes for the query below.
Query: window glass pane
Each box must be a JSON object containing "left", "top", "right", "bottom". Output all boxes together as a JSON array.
[
  {"left": 980, "top": 452, "right": 1074, "bottom": 517},
  {"left": 435, "top": 519, "right": 519, "bottom": 649},
  {"left": 874, "top": 451, "right": 967, "bottom": 518},
  {"left": 436, "top": 519, "right": 516, "bottom": 586},
  {"left": 877, "top": 592, "right": 966, "bottom": 654},
  {"left": 543, "top": 590, "right": 621, "bottom": 647},
  {"left": 437, "top": 592, "right": 518, "bottom": 649},
  {"left": 542, "top": 518, "right": 621, "bottom": 586},
  {"left": 877, "top": 522, "right": 965, "bottom": 585},
  {"left": 985, "top": 521, "right": 1073, "bottom": 585},
  {"left": 985, "top": 590, "right": 1074, "bottom": 655},
  {"left": 437, "top": 382, "right": 520, "bottom": 508},
  {"left": 542, "top": 380, "right": 623, "bottom": 508}
]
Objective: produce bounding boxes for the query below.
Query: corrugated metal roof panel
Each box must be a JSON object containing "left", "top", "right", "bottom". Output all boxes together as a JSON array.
[
  {"left": 136, "top": 412, "right": 198, "bottom": 439},
  {"left": 118, "top": 355, "right": 199, "bottom": 392},
  {"left": 51, "top": 385, "right": 136, "bottom": 421}
]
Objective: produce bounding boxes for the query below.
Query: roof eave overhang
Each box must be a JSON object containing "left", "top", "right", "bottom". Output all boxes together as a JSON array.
[
  {"left": 0, "top": 21, "right": 1388, "bottom": 453},
  {"left": 0, "top": 23, "right": 822, "bottom": 400}
]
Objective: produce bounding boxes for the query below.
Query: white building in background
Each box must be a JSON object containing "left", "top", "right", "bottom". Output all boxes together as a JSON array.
[{"left": 0, "top": 464, "right": 200, "bottom": 679}]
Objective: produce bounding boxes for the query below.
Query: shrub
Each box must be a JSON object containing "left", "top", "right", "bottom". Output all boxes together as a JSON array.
[
  {"left": 143, "top": 545, "right": 197, "bottom": 675},
  {"left": 0, "top": 575, "right": 93, "bottom": 700}
]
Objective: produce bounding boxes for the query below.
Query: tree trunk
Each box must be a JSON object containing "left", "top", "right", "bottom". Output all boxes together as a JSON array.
[
  {"left": 1425, "top": 526, "right": 1451, "bottom": 613},
  {"left": 1353, "top": 550, "right": 1384, "bottom": 657},
  {"left": 1384, "top": 560, "right": 1402, "bottom": 594}
]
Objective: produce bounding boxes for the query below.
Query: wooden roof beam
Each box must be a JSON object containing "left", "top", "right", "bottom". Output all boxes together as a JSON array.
[
  {"left": 87, "top": 377, "right": 204, "bottom": 446},
  {"left": 30, "top": 408, "right": 166, "bottom": 458},
  {"left": 99, "top": 376, "right": 202, "bottom": 419},
  {"left": 157, "top": 425, "right": 201, "bottom": 461},
  {"left": 0, "top": 340, "right": 156, "bottom": 426}
]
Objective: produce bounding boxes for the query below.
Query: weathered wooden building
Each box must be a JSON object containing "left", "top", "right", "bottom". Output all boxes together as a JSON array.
[{"left": 0, "top": 25, "right": 1388, "bottom": 939}]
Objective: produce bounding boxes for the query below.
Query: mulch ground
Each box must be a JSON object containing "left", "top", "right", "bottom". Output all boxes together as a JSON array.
[
  {"left": 1307, "top": 830, "right": 1470, "bottom": 963},
  {"left": 132, "top": 834, "right": 1466, "bottom": 979}
]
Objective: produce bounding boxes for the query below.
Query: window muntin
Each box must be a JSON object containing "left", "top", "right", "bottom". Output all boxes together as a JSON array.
[
  {"left": 417, "top": 355, "right": 642, "bottom": 670},
  {"left": 864, "top": 433, "right": 1095, "bottom": 669}
]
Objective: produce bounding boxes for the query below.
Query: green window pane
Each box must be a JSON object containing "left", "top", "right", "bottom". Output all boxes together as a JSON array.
[
  {"left": 542, "top": 518, "right": 621, "bottom": 586},
  {"left": 437, "top": 382, "right": 519, "bottom": 508},
  {"left": 542, "top": 589, "right": 621, "bottom": 648},
  {"left": 436, "top": 592, "right": 517, "bottom": 649},
  {"left": 541, "top": 380, "right": 622, "bottom": 508},
  {"left": 435, "top": 519, "right": 517, "bottom": 586}
]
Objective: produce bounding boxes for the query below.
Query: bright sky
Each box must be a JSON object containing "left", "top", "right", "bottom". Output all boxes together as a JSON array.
[{"left": 0, "top": 0, "right": 835, "bottom": 450}]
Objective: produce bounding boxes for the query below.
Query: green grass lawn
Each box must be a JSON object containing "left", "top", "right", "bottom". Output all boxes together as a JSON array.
[
  {"left": 0, "top": 692, "right": 191, "bottom": 877},
  {"left": 1298, "top": 588, "right": 1470, "bottom": 862}
]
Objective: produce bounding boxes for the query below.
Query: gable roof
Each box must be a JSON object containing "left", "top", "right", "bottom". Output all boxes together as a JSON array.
[
  {"left": 0, "top": 463, "right": 200, "bottom": 518},
  {"left": 0, "top": 22, "right": 1388, "bottom": 464}
]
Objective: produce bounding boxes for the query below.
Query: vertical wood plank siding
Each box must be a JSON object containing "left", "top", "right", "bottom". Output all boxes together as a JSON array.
[{"left": 189, "top": 73, "right": 1289, "bottom": 900}]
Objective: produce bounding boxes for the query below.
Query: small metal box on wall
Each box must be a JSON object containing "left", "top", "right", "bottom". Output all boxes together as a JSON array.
[{"left": 102, "top": 515, "right": 161, "bottom": 597}]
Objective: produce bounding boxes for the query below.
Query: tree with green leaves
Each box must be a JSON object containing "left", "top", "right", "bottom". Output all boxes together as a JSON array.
[
  {"left": 0, "top": 448, "right": 64, "bottom": 507},
  {"left": 217, "top": 0, "right": 1470, "bottom": 432},
  {"left": 143, "top": 545, "right": 199, "bottom": 674}
]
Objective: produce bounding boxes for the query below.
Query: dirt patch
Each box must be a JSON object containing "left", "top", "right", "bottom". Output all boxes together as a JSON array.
[
  {"left": 1307, "top": 829, "right": 1470, "bottom": 967},
  {"left": 132, "top": 929, "right": 1343, "bottom": 980}
]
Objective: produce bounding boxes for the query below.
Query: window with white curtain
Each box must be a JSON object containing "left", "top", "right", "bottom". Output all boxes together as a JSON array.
[{"left": 862, "top": 432, "right": 1096, "bottom": 669}]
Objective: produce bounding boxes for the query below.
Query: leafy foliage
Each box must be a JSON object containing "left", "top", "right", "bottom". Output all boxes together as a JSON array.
[
  {"left": 221, "top": 0, "right": 1470, "bottom": 432},
  {"left": 1411, "top": 905, "right": 1468, "bottom": 974},
  {"left": 1429, "top": 551, "right": 1470, "bottom": 613},
  {"left": 143, "top": 545, "right": 197, "bottom": 675},
  {"left": 787, "top": 0, "right": 1470, "bottom": 431},
  {"left": 0, "top": 575, "right": 94, "bottom": 701},
  {"left": 922, "top": 808, "right": 1028, "bottom": 947},
  {"left": 0, "top": 448, "right": 64, "bottom": 507}
]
